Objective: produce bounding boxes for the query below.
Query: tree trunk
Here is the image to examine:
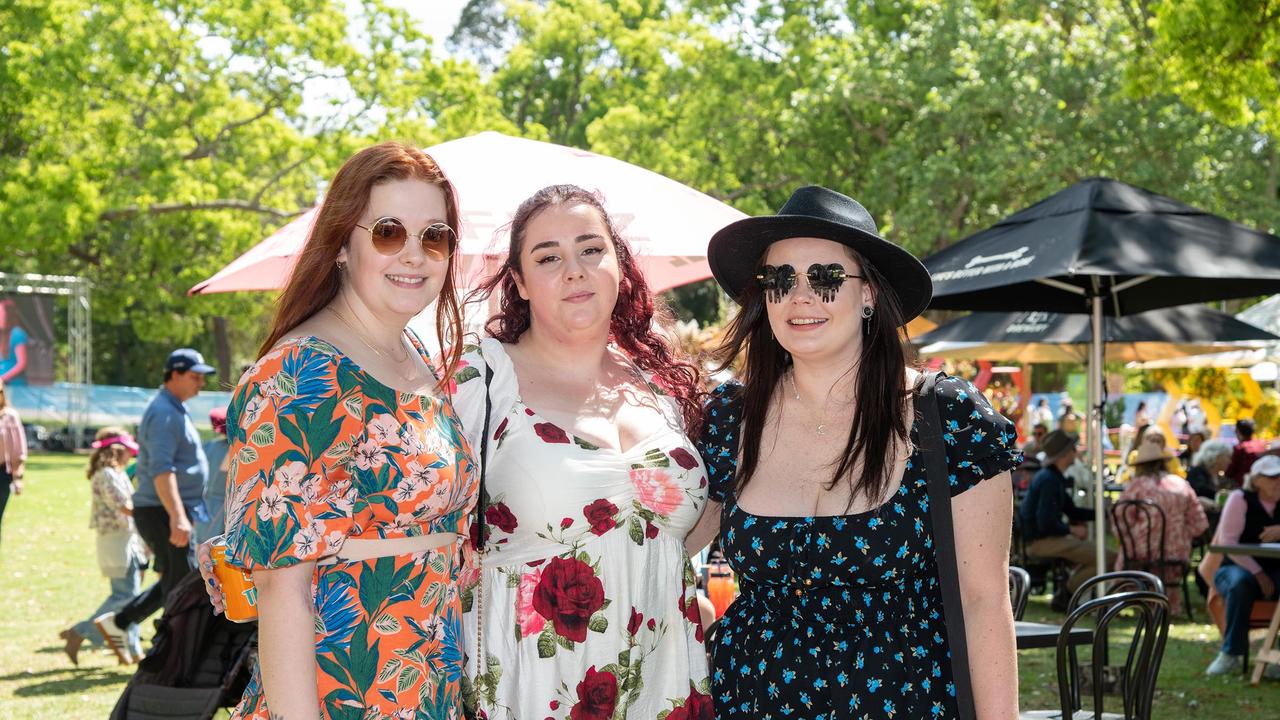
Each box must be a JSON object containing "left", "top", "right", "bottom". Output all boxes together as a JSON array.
[{"left": 212, "top": 316, "right": 232, "bottom": 391}]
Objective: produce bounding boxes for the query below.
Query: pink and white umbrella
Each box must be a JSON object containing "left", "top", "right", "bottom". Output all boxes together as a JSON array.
[{"left": 189, "top": 132, "right": 745, "bottom": 295}]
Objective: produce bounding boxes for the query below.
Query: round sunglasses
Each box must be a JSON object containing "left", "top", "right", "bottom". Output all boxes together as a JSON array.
[
  {"left": 756, "top": 263, "right": 864, "bottom": 303},
  {"left": 355, "top": 217, "right": 456, "bottom": 260}
]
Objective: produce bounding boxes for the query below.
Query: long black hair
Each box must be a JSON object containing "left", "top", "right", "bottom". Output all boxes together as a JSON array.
[{"left": 713, "top": 247, "right": 913, "bottom": 510}]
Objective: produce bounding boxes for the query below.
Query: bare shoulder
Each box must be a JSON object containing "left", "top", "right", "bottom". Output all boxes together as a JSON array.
[{"left": 280, "top": 314, "right": 341, "bottom": 351}]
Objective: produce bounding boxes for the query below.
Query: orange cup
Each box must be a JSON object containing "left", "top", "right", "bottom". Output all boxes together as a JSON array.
[
  {"left": 706, "top": 561, "right": 737, "bottom": 618},
  {"left": 211, "top": 542, "right": 259, "bottom": 623}
]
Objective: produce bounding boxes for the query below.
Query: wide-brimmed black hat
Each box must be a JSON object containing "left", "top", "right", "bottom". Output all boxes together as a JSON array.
[{"left": 708, "top": 186, "right": 932, "bottom": 321}]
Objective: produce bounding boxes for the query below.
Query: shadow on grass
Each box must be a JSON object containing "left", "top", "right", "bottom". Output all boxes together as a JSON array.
[{"left": 3, "top": 665, "right": 134, "bottom": 697}]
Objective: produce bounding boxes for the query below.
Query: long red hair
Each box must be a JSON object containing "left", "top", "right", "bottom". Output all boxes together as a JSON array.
[
  {"left": 470, "top": 185, "right": 705, "bottom": 432},
  {"left": 258, "top": 142, "right": 465, "bottom": 388}
]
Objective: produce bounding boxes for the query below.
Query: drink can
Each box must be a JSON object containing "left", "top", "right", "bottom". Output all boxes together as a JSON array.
[
  {"left": 706, "top": 560, "right": 737, "bottom": 618},
  {"left": 211, "top": 542, "right": 258, "bottom": 623}
]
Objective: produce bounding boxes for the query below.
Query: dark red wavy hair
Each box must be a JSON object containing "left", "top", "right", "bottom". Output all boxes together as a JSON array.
[
  {"left": 469, "top": 185, "right": 705, "bottom": 432},
  {"left": 257, "top": 142, "right": 465, "bottom": 390}
]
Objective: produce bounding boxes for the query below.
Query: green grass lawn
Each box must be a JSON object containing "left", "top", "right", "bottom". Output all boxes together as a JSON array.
[{"left": 2, "top": 454, "right": 1277, "bottom": 718}]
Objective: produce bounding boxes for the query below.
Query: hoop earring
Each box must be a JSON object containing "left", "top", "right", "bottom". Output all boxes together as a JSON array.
[{"left": 862, "top": 305, "right": 874, "bottom": 336}]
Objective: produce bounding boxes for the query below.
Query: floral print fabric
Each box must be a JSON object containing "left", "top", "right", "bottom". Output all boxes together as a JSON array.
[
  {"left": 1113, "top": 471, "right": 1208, "bottom": 612},
  {"left": 450, "top": 338, "right": 712, "bottom": 720},
  {"left": 223, "top": 335, "right": 477, "bottom": 720},
  {"left": 696, "top": 374, "right": 1020, "bottom": 720},
  {"left": 89, "top": 466, "right": 134, "bottom": 533}
]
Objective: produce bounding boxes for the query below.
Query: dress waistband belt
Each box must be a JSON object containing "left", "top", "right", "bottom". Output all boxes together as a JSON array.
[{"left": 317, "top": 532, "right": 457, "bottom": 566}]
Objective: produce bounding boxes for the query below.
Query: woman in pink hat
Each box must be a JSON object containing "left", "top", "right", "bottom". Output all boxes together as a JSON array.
[{"left": 60, "top": 428, "right": 147, "bottom": 664}]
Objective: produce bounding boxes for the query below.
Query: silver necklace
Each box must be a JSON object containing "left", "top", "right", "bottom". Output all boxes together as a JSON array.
[{"left": 787, "top": 369, "right": 829, "bottom": 436}]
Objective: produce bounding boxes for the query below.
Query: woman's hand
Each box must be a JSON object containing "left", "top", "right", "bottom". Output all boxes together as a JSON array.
[
  {"left": 1256, "top": 571, "right": 1277, "bottom": 600},
  {"left": 196, "top": 537, "right": 227, "bottom": 615},
  {"left": 1259, "top": 524, "right": 1280, "bottom": 543}
]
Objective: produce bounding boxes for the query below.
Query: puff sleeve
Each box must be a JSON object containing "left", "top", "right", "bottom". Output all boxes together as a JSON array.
[
  {"left": 696, "top": 381, "right": 744, "bottom": 505},
  {"left": 446, "top": 337, "right": 519, "bottom": 458},
  {"left": 223, "top": 342, "right": 358, "bottom": 570},
  {"left": 934, "top": 374, "right": 1023, "bottom": 497}
]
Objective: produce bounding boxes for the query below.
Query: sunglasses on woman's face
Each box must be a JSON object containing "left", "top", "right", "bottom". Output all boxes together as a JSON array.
[
  {"left": 355, "top": 217, "right": 456, "bottom": 260},
  {"left": 755, "top": 263, "right": 863, "bottom": 303}
]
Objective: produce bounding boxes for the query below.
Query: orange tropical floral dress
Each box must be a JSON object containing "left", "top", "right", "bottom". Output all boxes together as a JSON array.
[{"left": 223, "top": 335, "right": 477, "bottom": 720}]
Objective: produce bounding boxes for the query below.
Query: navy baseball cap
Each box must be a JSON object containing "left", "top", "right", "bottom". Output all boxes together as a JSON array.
[{"left": 165, "top": 348, "right": 216, "bottom": 374}]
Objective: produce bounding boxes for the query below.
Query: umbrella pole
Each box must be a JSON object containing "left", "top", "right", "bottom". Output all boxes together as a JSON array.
[{"left": 1090, "top": 297, "right": 1107, "bottom": 589}]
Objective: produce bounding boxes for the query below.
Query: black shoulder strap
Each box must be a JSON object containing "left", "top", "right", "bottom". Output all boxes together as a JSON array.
[
  {"left": 917, "top": 371, "right": 977, "bottom": 720},
  {"left": 475, "top": 361, "right": 494, "bottom": 552}
]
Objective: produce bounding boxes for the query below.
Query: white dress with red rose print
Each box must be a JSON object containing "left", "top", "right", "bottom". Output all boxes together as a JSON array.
[{"left": 451, "top": 338, "right": 713, "bottom": 720}]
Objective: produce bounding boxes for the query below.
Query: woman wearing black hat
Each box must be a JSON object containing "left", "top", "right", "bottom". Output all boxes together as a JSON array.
[{"left": 689, "top": 187, "right": 1021, "bottom": 719}]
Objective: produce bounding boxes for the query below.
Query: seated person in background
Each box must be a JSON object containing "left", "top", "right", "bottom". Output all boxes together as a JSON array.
[
  {"left": 1224, "top": 418, "right": 1266, "bottom": 488},
  {"left": 1180, "top": 426, "right": 1208, "bottom": 466},
  {"left": 1023, "top": 422, "right": 1048, "bottom": 458},
  {"left": 1187, "top": 439, "right": 1232, "bottom": 504},
  {"left": 1188, "top": 439, "right": 1233, "bottom": 599},
  {"left": 1206, "top": 455, "right": 1280, "bottom": 677},
  {"left": 1013, "top": 423, "right": 1049, "bottom": 492},
  {"left": 1020, "top": 430, "right": 1116, "bottom": 609},
  {"left": 1120, "top": 427, "right": 1185, "bottom": 482},
  {"left": 1114, "top": 442, "right": 1209, "bottom": 615},
  {"left": 1059, "top": 410, "right": 1081, "bottom": 436}
]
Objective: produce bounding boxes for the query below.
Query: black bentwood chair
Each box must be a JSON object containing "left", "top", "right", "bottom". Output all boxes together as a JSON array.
[
  {"left": 1111, "top": 499, "right": 1194, "bottom": 620},
  {"left": 1020, "top": 590, "right": 1170, "bottom": 720},
  {"left": 1009, "top": 565, "right": 1032, "bottom": 621},
  {"left": 1068, "top": 571, "right": 1164, "bottom": 613}
]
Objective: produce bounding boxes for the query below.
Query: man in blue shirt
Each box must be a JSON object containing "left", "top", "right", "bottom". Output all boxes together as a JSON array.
[
  {"left": 1019, "top": 430, "right": 1114, "bottom": 608},
  {"left": 95, "top": 349, "right": 213, "bottom": 662}
]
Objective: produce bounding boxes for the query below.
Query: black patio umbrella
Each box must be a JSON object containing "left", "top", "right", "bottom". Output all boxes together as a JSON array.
[
  {"left": 915, "top": 305, "right": 1279, "bottom": 363},
  {"left": 921, "top": 177, "right": 1280, "bottom": 572},
  {"left": 924, "top": 177, "right": 1280, "bottom": 314}
]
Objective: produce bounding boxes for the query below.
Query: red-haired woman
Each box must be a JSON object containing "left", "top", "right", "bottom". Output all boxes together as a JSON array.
[
  {"left": 200, "top": 142, "right": 477, "bottom": 718},
  {"left": 452, "top": 185, "right": 713, "bottom": 719}
]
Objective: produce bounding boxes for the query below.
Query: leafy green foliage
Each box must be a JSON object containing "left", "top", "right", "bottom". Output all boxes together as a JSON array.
[
  {"left": 0, "top": 0, "right": 506, "bottom": 384},
  {"left": 2, "top": 0, "right": 1276, "bottom": 386},
  {"left": 1142, "top": 1, "right": 1280, "bottom": 136}
]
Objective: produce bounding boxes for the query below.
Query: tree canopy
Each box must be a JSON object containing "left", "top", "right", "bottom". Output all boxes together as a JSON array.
[{"left": 1, "top": 0, "right": 1275, "bottom": 385}]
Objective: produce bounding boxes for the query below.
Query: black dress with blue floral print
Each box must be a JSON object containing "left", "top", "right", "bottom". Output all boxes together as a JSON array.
[{"left": 696, "top": 374, "right": 1020, "bottom": 720}]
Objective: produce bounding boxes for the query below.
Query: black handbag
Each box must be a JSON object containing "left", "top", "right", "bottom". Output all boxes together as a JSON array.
[{"left": 917, "top": 371, "right": 978, "bottom": 720}]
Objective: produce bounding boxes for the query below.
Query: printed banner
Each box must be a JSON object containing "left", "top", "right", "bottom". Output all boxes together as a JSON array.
[{"left": 1, "top": 293, "right": 56, "bottom": 386}]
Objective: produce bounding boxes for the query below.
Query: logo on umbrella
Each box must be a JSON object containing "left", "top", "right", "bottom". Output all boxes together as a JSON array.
[
  {"left": 935, "top": 246, "right": 1036, "bottom": 281},
  {"left": 963, "top": 246, "right": 1033, "bottom": 269}
]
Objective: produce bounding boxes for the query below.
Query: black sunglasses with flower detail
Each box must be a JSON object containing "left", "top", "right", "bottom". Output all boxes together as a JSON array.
[
  {"left": 755, "top": 263, "right": 864, "bottom": 303},
  {"left": 355, "top": 216, "right": 456, "bottom": 260}
]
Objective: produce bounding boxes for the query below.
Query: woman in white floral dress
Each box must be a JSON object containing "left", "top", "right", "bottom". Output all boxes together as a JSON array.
[{"left": 451, "top": 185, "right": 713, "bottom": 720}]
